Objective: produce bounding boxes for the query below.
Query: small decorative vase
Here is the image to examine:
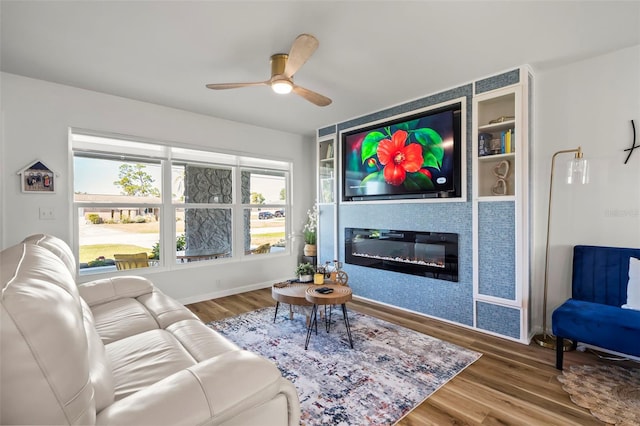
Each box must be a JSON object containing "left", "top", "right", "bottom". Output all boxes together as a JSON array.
[
  {"left": 303, "top": 244, "right": 317, "bottom": 256},
  {"left": 299, "top": 274, "right": 313, "bottom": 283}
]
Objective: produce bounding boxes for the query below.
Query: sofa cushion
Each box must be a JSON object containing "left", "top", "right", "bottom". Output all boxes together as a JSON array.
[
  {"left": 572, "top": 245, "right": 640, "bottom": 306},
  {"left": 622, "top": 257, "right": 640, "bottom": 310},
  {"left": 95, "top": 352, "right": 297, "bottom": 426},
  {"left": 166, "top": 319, "right": 239, "bottom": 362},
  {"left": 79, "top": 276, "right": 154, "bottom": 306},
  {"left": 22, "top": 233, "right": 76, "bottom": 275},
  {"left": 1, "top": 243, "right": 96, "bottom": 425},
  {"left": 553, "top": 298, "right": 640, "bottom": 356},
  {"left": 91, "top": 298, "right": 160, "bottom": 344},
  {"left": 80, "top": 276, "right": 197, "bottom": 344},
  {"left": 81, "top": 298, "right": 116, "bottom": 412},
  {"left": 136, "top": 290, "right": 199, "bottom": 328},
  {"left": 107, "top": 329, "right": 197, "bottom": 400}
]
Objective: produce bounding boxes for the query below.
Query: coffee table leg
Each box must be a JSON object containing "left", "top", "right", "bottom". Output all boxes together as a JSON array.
[
  {"left": 341, "top": 303, "right": 354, "bottom": 349},
  {"left": 325, "top": 304, "right": 331, "bottom": 332},
  {"left": 273, "top": 302, "right": 279, "bottom": 323},
  {"left": 305, "top": 304, "right": 318, "bottom": 350}
]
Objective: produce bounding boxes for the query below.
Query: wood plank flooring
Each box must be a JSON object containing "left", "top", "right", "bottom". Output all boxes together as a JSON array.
[{"left": 186, "top": 288, "right": 636, "bottom": 425}]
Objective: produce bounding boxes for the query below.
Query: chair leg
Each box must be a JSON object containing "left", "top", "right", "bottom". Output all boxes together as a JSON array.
[{"left": 556, "top": 336, "right": 564, "bottom": 370}]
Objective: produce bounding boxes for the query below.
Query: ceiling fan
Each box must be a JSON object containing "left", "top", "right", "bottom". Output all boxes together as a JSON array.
[{"left": 206, "top": 33, "right": 332, "bottom": 107}]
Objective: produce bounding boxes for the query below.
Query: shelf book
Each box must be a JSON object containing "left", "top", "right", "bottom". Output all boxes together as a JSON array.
[{"left": 325, "top": 143, "right": 334, "bottom": 160}]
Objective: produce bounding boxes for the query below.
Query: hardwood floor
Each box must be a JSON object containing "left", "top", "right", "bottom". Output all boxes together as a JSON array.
[{"left": 187, "top": 288, "right": 636, "bottom": 425}]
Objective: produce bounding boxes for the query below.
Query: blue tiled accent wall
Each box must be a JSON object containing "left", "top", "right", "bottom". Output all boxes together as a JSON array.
[
  {"left": 478, "top": 201, "right": 516, "bottom": 299},
  {"left": 318, "top": 125, "right": 336, "bottom": 138},
  {"left": 474, "top": 69, "right": 520, "bottom": 95},
  {"left": 476, "top": 301, "right": 520, "bottom": 339},
  {"left": 318, "top": 204, "right": 335, "bottom": 263}
]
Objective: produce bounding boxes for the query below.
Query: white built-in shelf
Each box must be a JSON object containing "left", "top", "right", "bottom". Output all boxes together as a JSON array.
[
  {"left": 478, "top": 152, "right": 515, "bottom": 162},
  {"left": 477, "top": 194, "right": 516, "bottom": 202},
  {"left": 478, "top": 119, "right": 515, "bottom": 132}
]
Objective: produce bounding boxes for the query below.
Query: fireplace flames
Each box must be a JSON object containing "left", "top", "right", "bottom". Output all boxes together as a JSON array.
[{"left": 352, "top": 251, "right": 446, "bottom": 268}]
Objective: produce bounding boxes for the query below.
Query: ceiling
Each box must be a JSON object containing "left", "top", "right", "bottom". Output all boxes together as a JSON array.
[{"left": 2, "top": 1, "right": 639, "bottom": 137}]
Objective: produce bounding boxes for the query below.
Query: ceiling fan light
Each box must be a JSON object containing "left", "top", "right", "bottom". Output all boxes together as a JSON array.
[{"left": 272, "top": 80, "right": 293, "bottom": 95}]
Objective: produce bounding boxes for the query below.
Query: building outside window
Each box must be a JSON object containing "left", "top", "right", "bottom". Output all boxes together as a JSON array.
[{"left": 72, "top": 131, "right": 290, "bottom": 275}]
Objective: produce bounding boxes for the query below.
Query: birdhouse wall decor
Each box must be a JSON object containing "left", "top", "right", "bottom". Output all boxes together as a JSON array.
[{"left": 17, "top": 160, "right": 58, "bottom": 193}]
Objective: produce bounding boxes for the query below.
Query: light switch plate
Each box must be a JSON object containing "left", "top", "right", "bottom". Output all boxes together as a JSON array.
[{"left": 39, "top": 207, "right": 55, "bottom": 220}]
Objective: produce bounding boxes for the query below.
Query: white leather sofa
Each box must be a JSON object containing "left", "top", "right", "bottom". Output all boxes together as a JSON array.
[{"left": 1, "top": 234, "right": 300, "bottom": 425}]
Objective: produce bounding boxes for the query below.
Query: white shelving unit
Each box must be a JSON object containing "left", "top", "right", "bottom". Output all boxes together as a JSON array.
[
  {"left": 316, "top": 136, "right": 338, "bottom": 263},
  {"left": 318, "top": 139, "right": 335, "bottom": 204},
  {"left": 472, "top": 69, "right": 531, "bottom": 343}
]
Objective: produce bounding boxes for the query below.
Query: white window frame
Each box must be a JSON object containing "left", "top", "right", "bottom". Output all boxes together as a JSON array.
[{"left": 70, "top": 129, "right": 292, "bottom": 278}]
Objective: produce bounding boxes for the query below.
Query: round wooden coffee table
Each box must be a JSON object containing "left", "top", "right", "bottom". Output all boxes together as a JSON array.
[
  {"left": 304, "top": 284, "right": 353, "bottom": 350},
  {"left": 271, "top": 282, "right": 313, "bottom": 322}
]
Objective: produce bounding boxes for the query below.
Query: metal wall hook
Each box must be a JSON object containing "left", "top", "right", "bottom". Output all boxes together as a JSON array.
[{"left": 623, "top": 119, "right": 637, "bottom": 164}]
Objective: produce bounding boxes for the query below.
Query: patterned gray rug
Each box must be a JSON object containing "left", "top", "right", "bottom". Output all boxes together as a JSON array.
[{"left": 208, "top": 307, "right": 481, "bottom": 425}]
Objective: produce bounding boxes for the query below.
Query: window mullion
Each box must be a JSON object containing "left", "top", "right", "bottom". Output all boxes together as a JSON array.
[{"left": 162, "top": 159, "right": 174, "bottom": 268}]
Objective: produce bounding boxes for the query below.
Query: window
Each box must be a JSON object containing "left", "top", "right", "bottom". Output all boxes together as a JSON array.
[
  {"left": 241, "top": 169, "right": 287, "bottom": 255},
  {"left": 173, "top": 164, "right": 233, "bottom": 262},
  {"left": 72, "top": 131, "right": 291, "bottom": 275}
]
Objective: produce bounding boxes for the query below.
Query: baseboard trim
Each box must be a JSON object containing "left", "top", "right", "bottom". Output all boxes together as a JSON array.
[{"left": 177, "top": 277, "right": 290, "bottom": 305}]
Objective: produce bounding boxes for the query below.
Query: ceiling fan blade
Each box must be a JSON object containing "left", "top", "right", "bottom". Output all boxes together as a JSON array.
[
  {"left": 206, "top": 81, "right": 268, "bottom": 90},
  {"left": 284, "top": 34, "right": 319, "bottom": 78},
  {"left": 292, "top": 85, "right": 332, "bottom": 107}
]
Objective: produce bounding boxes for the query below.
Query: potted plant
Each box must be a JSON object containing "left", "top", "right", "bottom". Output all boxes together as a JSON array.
[
  {"left": 295, "top": 262, "right": 315, "bottom": 282},
  {"left": 303, "top": 205, "right": 318, "bottom": 256}
]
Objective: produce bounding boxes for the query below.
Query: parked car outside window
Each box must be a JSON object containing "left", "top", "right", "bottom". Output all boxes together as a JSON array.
[
  {"left": 274, "top": 209, "right": 285, "bottom": 218},
  {"left": 258, "top": 211, "right": 273, "bottom": 220}
]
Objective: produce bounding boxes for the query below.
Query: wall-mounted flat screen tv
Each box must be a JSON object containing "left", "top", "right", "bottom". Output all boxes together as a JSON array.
[{"left": 341, "top": 101, "right": 463, "bottom": 201}]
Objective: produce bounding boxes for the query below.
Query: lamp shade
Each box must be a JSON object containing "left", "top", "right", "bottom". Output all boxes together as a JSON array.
[
  {"left": 272, "top": 80, "right": 293, "bottom": 94},
  {"left": 566, "top": 157, "right": 589, "bottom": 184}
]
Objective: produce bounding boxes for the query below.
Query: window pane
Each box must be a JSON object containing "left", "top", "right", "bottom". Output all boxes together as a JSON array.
[
  {"left": 171, "top": 164, "right": 185, "bottom": 203},
  {"left": 177, "top": 207, "right": 232, "bottom": 263},
  {"left": 241, "top": 170, "right": 286, "bottom": 205},
  {"left": 74, "top": 156, "right": 161, "bottom": 201},
  {"left": 183, "top": 164, "right": 232, "bottom": 204},
  {"left": 245, "top": 207, "right": 287, "bottom": 255},
  {"left": 78, "top": 207, "right": 159, "bottom": 274}
]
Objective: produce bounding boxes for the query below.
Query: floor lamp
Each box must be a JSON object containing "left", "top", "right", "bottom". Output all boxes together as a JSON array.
[{"left": 534, "top": 146, "right": 589, "bottom": 350}]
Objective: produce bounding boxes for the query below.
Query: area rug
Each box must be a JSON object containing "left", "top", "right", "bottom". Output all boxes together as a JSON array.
[
  {"left": 208, "top": 307, "right": 481, "bottom": 425},
  {"left": 558, "top": 364, "right": 640, "bottom": 425}
]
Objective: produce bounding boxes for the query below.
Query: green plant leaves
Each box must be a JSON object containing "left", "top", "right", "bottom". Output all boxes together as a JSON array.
[
  {"left": 404, "top": 171, "right": 435, "bottom": 190},
  {"left": 413, "top": 128, "right": 443, "bottom": 170},
  {"left": 361, "top": 131, "right": 387, "bottom": 164},
  {"left": 361, "top": 170, "right": 385, "bottom": 185}
]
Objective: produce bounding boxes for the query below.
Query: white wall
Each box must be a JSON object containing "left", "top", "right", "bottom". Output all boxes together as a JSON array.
[
  {"left": 533, "top": 45, "right": 640, "bottom": 333},
  {"left": 0, "top": 72, "right": 315, "bottom": 303}
]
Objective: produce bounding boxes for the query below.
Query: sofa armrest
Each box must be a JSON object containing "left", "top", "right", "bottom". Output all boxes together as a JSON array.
[
  {"left": 78, "top": 276, "right": 154, "bottom": 306},
  {"left": 96, "top": 351, "right": 300, "bottom": 426}
]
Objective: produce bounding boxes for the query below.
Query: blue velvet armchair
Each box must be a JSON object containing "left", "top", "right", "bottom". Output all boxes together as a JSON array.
[{"left": 552, "top": 245, "right": 640, "bottom": 370}]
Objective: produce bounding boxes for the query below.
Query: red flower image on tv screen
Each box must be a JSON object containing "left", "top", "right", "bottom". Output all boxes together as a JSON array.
[{"left": 376, "top": 130, "right": 423, "bottom": 186}]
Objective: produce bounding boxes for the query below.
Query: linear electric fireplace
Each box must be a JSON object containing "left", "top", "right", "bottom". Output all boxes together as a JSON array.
[{"left": 345, "top": 228, "right": 459, "bottom": 282}]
